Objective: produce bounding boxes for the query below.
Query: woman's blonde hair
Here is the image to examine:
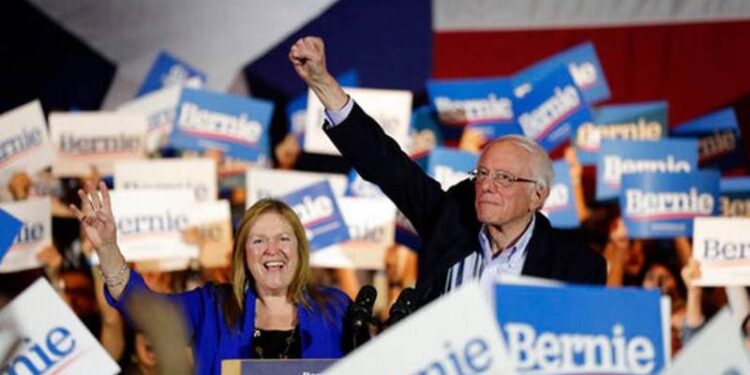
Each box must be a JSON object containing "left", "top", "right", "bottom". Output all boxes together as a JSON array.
[{"left": 222, "top": 199, "right": 318, "bottom": 328}]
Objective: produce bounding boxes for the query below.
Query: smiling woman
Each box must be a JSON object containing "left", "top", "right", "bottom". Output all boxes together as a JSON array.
[{"left": 70, "top": 182, "right": 351, "bottom": 375}]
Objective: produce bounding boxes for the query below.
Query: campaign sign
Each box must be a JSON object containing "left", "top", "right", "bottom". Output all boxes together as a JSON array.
[
  {"left": 620, "top": 171, "right": 720, "bottom": 239},
  {"left": 409, "top": 105, "right": 444, "bottom": 166},
  {"left": 693, "top": 217, "right": 750, "bottom": 286},
  {"left": 0, "top": 279, "right": 120, "bottom": 374},
  {"left": 596, "top": 139, "right": 698, "bottom": 201},
  {"left": 665, "top": 308, "right": 750, "bottom": 375},
  {"left": 191, "top": 199, "right": 233, "bottom": 268},
  {"left": 0, "top": 198, "right": 52, "bottom": 273},
  {"left": 286, "top": 70, "right": 359, "bottom": 145},
  {"left": 426, "top": 77, "right": 517, "bottom": 129},
  {"left": 169, "top": 88, "right": 274, "bottom": 163},
  {"left": 0, "top": 208, "right": 23, "bottom": 264},
  {"left": 304, "top": 87, "right": 412, "bottom": 156},
  {"left": 280, "top": 181, "right": 349, "bottom": 252},
  {"left": 512, "top": 64, "right": 593, "bottom": 152},
  {"left": 672, "top": 107, "right": 745, "bottom": 172},
  {"left": 136, "top": 50, "right": 206, "bottom": 97},
  {"left": 514, "top": 42, "right": 610, "bottom": 105},
  {"left": 99, "top": 189, "right": 199, "bottom": 263},
  {"left": 50, "top": 112, "right": 148, "bottom": 176},
  {"left": 496, "top": 284, "right": 667, "bottom": 374},
  {"left": 117, "top": 86, "right": 181, "bottom": 153},
  {"left": 115, "top": 158, "right": 217, "bottom": 202},
  {"left": 427, "top": 147, "right": 479, "bottom": 191},
  {"left": 245, "top": 169, "right": 347, "bottom": 207},
  {"left": 575, "top": 101, "right": 668, "bottom": 165},
  {"left": 346, "top": 169, "right": 385, "bottom": 199},
  {"left": 324, "top": 282, "right": 515, "bottom": 375},
  {"left": 541, "top": 160, "right": 579, "bottom": 228},
  {"left": 311, "top": 197, "right": 396, "bottom": 270},
  {"left": 0, "top": 101, "right": 55, "bottom": 193},
  {"left": 720, "top": 176, "right": 750, "bottom": 217}
]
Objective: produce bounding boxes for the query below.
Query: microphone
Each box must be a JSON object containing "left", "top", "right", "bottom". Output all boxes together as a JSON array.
[
  {"left": 384, "top": 287, "right": 417, "bottom": 328},
  {"left": 344, "top": 285, "right": 377, "bottom": 352}
]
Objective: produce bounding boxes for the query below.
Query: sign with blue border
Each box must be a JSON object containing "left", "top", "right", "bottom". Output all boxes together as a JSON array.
[
  {"left": 280, "top": 181, "right": 350, "bottom": 251},
  {"left": 620, "top": 171, "right": 720, "bottom": 238},
  {"left": 169, "top": 88, "right": 273, "bottom": 163}
]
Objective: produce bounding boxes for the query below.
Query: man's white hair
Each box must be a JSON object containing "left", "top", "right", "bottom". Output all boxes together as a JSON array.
[{"left": 481, "top": 134, "right": 554, "bottom": 191}]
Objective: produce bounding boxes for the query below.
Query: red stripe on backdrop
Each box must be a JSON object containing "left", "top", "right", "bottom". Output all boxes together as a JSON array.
[{"left": 433, "top": 20, "right": 750, "bottom": 126}]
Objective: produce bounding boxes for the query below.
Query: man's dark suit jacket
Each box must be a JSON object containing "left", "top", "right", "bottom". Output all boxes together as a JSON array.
[{"left": 325, "top": 103, "right": 606, "bottom": 305}]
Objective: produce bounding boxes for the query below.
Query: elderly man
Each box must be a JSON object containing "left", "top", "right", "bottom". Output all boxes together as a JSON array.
[{"left": 290, "top": 37, "right": 606, "bottom": 305}]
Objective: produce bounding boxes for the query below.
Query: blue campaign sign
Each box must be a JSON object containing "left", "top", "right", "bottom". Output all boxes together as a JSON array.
[
  {"left": 720, "top": 177, "right": 750, "bottom": 217},
  {"left": 596, "top": 139, "right": 698, "bottom": 201},
  {"left": 513, "top": 64, "right": 593, "bottom": 153},
  {"left": 620, "top": 171, "right": 720, "bottom": 238},
  {"left": 426, "top": 77, "right": 518, "bottom": 131},
  {"left": 0, "top": 208, "right": 23, "bottom": 263},
  {"left": 136, "top": 51, "right": 206, "bottom": 97},
  {"left": 280, "top": 181, "right": 349, "bottom": 252},
  {"left": 426, "top": 147, "right": 479, "bottom": 190},
  {"left": 286, "top": 70, "right": 359, "bottom": 145},
  {"left": 576, "top": 101, "right": 668, "bottom": 165},
  {"left": 346, "top": 169, "right": 385, "bottom": 198},
  {"left": 496, "top": 284, "right": 666, "bottom": 374},
  {"left": 410, "top": 105, "right": 445, "bottom": 169},
  {"left": 515, "top": 42, "right": 611, "bottom": 105},
  {"left": 541, "top": 160, "right": 579, "bottom": 228},
  {"left": 672, "top": 108, "right": 745, "bottom": 172},
  {"left": 168, "top": 88, "right": 274, "bottom": 163}
]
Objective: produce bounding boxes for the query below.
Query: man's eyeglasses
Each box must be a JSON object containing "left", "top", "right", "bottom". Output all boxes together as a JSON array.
[{"left": 468, "top": 168, "right": 537, "bottom": 188}]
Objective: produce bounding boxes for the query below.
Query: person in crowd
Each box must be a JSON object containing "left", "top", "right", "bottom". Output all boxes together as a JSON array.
[
  {"left": 289, "top": 36, "right": 606, "bottom": 305},
  {"left": 71, "top": 181, "right": 351, "bottom": 375}
]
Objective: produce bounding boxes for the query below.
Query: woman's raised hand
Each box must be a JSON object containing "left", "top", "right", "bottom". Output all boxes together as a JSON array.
[{"left": 70, "top": 181, "right": 118, "bottom": 253}]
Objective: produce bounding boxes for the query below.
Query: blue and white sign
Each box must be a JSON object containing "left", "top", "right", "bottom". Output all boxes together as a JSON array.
[
  {"left": 576, "top": 101, "right": 668, "bottom": 165},
  {"left": 496, "top": 284, "right": 668, "bottom": 374},
  {"left": 280, "top": 181, "right": 350, "bottom": 252},
  {"left": 426, "top": 147, "right": 479, "bottom": 191},
  {"left": 596, "top": 139, "right": 698, "bottom": 201},
  {"left": 137, "top": 51, "right": 206, "bottom": 97},
  {"left": 346, "top": 169, "right": 385, "bottom": 199},
  {"left": 0, "top": 279, "right": 120, "bottom": 375},
  {"left": 720, "top": 177, "right": 750, "bottom": 217},
  {"left": 541, "top": 160, "right": 579, "bottom": 228},
  {"left": 620, "top": 171, "right": 720, "bottom": 238},
  {"left": 286, "top": 70, "right": 359, "bottom": 145},
  {"left": 0, "top": 208, "right": 22, "bottom": 264},
  {"left": 513, "top": 64, "right": 593, "bottom": 152},
  {"left": 514, "top": 42, "right": 611, "bottom": 105},
  {"left": 672, "top": 107, "right": 745, "bottom": 172},
  {"left": 169, "top": 88, "right": 274, "bottom": 163},
  {"left": 427, "top": 77, "right": 517, "bottom": 130}
]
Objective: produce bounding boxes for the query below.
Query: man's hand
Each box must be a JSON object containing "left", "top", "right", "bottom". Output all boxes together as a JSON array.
[
  {"left": 289, "top": 37, "right": 329, "bottom": 86},
  {"left": 289, "top": 36, "right": 348, "bottom": 111}
]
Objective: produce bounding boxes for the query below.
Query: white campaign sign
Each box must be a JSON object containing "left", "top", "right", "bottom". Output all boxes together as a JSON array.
[
  {"left": 0, "top": 101, "right": 55, "bottom": 199},
  {"left": 115, "top": 158, "right": 217, "bottom": 202},
  {"left": 117, "top": 86, "right": 180, "bottom": 153},
  {"left": 245, "top": 168, "right": 347, "bottom": 207},
  {"left": 304, "top": 87, "right": 413, "bottom": 155},
  {"left": 693, "top": 217, "right": 750, "bottom": 286},
  {"left": 50, "top": 112, "right": 148, "bottom": 176},
  {"left": 311, "top": 197, "right": 396, "bottom": 270},
  {"left": 662, "top": 308, "right": 750, "bottom": 375},
  {"left": 324, "top": 282, "right": 515, "bottom": 375},
  {"left": 100, "top": 189, "right": 199, "bottom": 263},
  {"left": 0, "top": 278, "right": 120, "bottom": 375},
  {"left": 191, "top": 199, "right": 233, "bottom": 268},
  {"left": 0, "top": 198, "right": 52, "bottom": 273}
]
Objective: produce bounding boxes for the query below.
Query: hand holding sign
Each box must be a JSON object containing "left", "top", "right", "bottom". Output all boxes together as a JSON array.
[{"left": 70, "top": 181, "right": 129, "bottom": 298}]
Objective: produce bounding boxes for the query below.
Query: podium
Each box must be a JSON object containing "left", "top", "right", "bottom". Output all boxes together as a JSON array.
[{"left": 221, "top": 358, "right": 337, "bottom": 375}]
